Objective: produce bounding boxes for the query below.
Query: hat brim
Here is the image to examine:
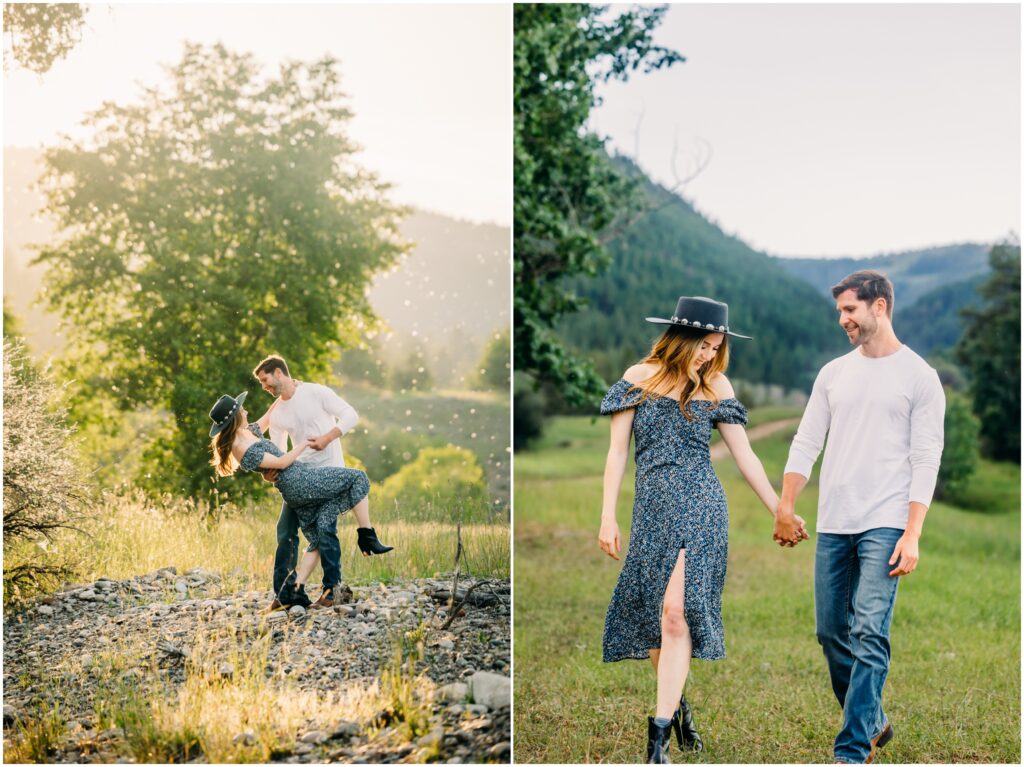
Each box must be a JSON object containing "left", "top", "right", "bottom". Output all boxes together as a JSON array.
[
  {"left": 209, "top": 391, "right": 248, "bottom": 437},
  {"left": 645, "top": 318, "right": 753, "bottom": 340}
]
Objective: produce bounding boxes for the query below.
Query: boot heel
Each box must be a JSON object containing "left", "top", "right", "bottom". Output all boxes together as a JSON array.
[{"left": 647, "top": 717, "right": 672, "bottom": 764}]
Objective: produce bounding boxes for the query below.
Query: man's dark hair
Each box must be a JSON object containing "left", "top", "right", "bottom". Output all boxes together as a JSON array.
[
  {"left": 831, "top": 270, "right": 895, "bottom": 318},
  {"left": 253, "top": 355, "right": 290, "bottom": 379}
]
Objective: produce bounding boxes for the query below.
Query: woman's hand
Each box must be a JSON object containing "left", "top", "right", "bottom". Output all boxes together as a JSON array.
[{"left": 599, "top": 519, "right": 622, "bottom": 561}]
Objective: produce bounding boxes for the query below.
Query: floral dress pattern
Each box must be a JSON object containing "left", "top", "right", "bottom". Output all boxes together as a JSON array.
[
  {"left": 600, "top": 379, "right": 748, "bottom": 662},
  {"left": 239, "top": 424, "right": 370, "bottom": 552}
]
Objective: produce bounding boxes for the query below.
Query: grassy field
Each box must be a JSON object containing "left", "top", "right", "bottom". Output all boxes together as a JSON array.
[
  {"left": 513, "top": 414, "right": 1020, "bottom": 763},
  {"left": 343, "top": 383, "right": 510, "bottom": 512},
  {"left": 4, "top": 488, "right": 509, "bottom": 604}
]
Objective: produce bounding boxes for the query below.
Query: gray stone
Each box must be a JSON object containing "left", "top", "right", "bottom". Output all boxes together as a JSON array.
[
  {"left": 174, "top": 580, "right": 189, "bottom": 595},
  {"left": 436, "top": 639, "right": 455, "bottom": 650},
  {"left": 218, "top": 662, "right": 235, "bottom": 679},
  {"left": 265, "top": 611, "right": 288, "bottom": 625},
  {"left": 292, "top": 741, "right": 314, "bottom": 754},
  {"left": 233, "top": 729, "right": 258, "bottom": 746},
  {"left": 36, "top": 605, "right": 55, "bottom": 617},
  {"left": 488, "top": 741, "right": 511, "bottom": 759},
  {"left": 299, "top": 730, "right": 327, "bottom": 744},
  {"left": 330, "top": 720, "right": 360, "bottom": 739},
  {"left": 288, "top": 605, "right": 306, "bottom": 618},
  {"left": 78, "top": 589, "right": 98, "bottom": 601},
  {"left": 3, "top": 705, "right": 16, "bottom": 728},
  {"left": 436, "top": 682, "right": 468, "bottom": 702},
  {"left": 416, "top": 727, "right": 444, "bottom": 748}
]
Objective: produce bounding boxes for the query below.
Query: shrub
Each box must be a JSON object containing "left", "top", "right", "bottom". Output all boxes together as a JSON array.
[
  {"left": 3, "top": 339, "right": 93, "bottom": 602},
  {"left": 375, "top": 446, "right": 489, "bottom": 521},
  {"left": 937, "top": 390, "right": 981, "bottom": 502},
  {"left": 347, "top": 427, "right": 447, "bottom": 482},
  {"left": 513, "top": 382, "right": 546, "bottom": 451}
]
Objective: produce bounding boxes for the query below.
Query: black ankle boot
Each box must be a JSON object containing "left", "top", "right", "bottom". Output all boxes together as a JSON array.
[
  {"left": 276, "top": 572, "right": 312, "bottom": 608},
  {"left": 357, "top": 526, "right": 394, "bottom": 556},
  {"left": 671, "top": 694, "right": 704, "bottom": 752},
  {"left": 647, "top": 717, "right": 672, "bottom": 764}
]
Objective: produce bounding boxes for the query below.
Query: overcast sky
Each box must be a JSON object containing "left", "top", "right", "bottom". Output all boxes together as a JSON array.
[
  {"left": 590, "top": 3, "right": 1020, "bottom": 257},
  {"left": 4, "top": 3, "right": 511, "bottom": 227}
]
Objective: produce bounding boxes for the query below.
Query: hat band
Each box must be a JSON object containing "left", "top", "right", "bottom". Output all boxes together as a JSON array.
[
  {"left": 671, "top": 316, "right": 728, "bottom": 333},
  {"left": 217, "top": 401, "right": 240, "bottom": 426}
]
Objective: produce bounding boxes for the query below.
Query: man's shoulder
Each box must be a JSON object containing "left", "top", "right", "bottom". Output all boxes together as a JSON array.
[{"left": 818, "top": 350, "right": 858, "bottom": 377}]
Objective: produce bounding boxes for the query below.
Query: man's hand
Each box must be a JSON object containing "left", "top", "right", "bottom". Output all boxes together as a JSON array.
[
  {"left": 774, "top": 507, "right": 810, "bottom": 547},
  {"left": 308, "top": 432, "right": 335, "bottom": 451},
  {"left": 260, "top": 469, "right": 279, "bottom": 483},
  {"left": 598, "top": 519, "right": 622, "bottom": 561},
  {"left": 888, "top": 533, "right": 919, "bottom": 576}
]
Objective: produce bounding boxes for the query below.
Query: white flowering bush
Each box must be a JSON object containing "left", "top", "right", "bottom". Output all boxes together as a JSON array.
[{"left": 3, "top": 339, "right": 92, "bottom": 602}]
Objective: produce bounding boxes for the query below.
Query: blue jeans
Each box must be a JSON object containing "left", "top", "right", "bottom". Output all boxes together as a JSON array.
[
  {"left": 815, "top": 527, "right": 903, "bottom": 763},
  {"left": 272, "top": 501, "right": 342, "bottom": 593}
]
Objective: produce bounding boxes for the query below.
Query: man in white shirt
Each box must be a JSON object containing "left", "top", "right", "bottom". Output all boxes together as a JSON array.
[
  {"left": 252, "top": 355, "right": 392, "bottom": 611},
  {"left": 774, "top": 271, "right": 945, "bottom": 763}
]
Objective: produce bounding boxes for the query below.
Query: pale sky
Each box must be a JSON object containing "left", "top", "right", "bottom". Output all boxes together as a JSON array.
[
  {"left": 590, "top": 4, "right": 1021, "bottom": 257},
  {"left": 4, "top": 3, "right": 511, "bottom": 227}
]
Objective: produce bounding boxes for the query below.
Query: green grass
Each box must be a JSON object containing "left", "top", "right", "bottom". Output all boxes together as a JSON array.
[{"left": 514, "top": 414, "right": 1020, "bottom": 763}]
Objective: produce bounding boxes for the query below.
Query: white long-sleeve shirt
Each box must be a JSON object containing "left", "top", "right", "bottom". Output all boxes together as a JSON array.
[
  {"left": 784, "top": 345, "right": 945, "bottom": 534},
  {"left": 269, "top": 381, "right": 358, "bottom": 469}
]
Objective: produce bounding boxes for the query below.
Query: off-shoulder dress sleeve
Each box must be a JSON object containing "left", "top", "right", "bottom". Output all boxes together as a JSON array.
[
  {"left": 711, "top": 398, "right": 748, "bottom": 428},
  {"left": 239, "top": 440, "right": 269, "bottom": 473},
  {"left": 600, "top": 379, "right": 643, "bottom": 415}
]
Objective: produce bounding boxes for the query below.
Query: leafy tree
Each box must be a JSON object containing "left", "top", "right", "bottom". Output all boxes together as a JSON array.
[
  {"left": 514, "top": 4, "right": 683, "bottom": 406},
  {"left": 3, "top": 338, "right": 92, "bottom": 602},
  {"left": 513, "top": 377, "right": 547, "bottom": 451},
  {"left": 955, "top": 241, "right": 1020, "bottom": 462},
  {"left": 3, "top": 3, "right": 87, "bottom": 74},
  {"left": 936, "top": 390, "right": 980, "bottom": 501},
  {"left": 34, "top": 43, "right": 406, "bottom": 498},
  {"left": 474, "top": 330, "right": 511, "bottom": 391}
]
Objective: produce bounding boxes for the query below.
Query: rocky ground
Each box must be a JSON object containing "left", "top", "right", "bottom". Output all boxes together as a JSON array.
[{"left": 3, "top": 567, "right": 511, "bottom": 764}]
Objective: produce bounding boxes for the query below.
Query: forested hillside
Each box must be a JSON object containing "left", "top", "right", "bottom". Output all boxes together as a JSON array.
[
  {"left": 557, "top": 164, "right": 847, "bottom": 391},
  {"left": 897, "top": 275, "right": 985, "bottom": 356},
  {"left": 775, "top": 243, "right": 990, "bottom": 308}
]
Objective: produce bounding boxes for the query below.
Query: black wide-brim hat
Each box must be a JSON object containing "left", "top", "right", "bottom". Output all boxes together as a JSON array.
[
  {"left": 646, "top": 296, "right": 753, "bottom": 340},
  {"left": 209, "top": 391, "right": 247, "bottom": 437}
]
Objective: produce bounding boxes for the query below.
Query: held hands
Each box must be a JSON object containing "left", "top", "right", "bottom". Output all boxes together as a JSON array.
[
  {"left": 773, "top": 507, "right": 810, "bottom": 548},
  {"left": 598, "top": 519, "right": 622, "bottom": 561},
  {"left": 260, "top": 469, "right": 279, "bottom": 483},
  {"left": 888, "top": 533, "right": 919, "bottom": 576}
]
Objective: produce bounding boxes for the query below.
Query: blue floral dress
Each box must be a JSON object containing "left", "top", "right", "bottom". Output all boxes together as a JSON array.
[
  {"left": 600, "top": 379, "right": 748, "bottom": 662},
  {"left": 239, "top": 424, "right": 370, "bottom": 552}
]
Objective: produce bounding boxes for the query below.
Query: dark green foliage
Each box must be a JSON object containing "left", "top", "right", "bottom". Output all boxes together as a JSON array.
[
  {"left": 514, "top": 4, "right": 683, "bottom": 407},
  {"left": 558, "top": 164, "right": 848, "bottom": 391},
  {"left": 513, "top": 379, "right": 547, "bottom": 452},
  {"left": 33, "top": 43, "right": 405, "bottom": 498},
  {"left": 897, "top": 275, "right": 985, "bottom": 356},
  {"left": 937, "top": 390, "right": 980, "bottom": 501},
  {"left": 3, "top": 3, "right": 87, "bottom": 74},
  {"left": 956, "top": 242, "right": 1021, "bottom": 462},
  {"left": 474, "top": 330, "right": 511, "bottom": 391},
  {"left": 775, "top": 243, "right": 990, "bottom": 309}
]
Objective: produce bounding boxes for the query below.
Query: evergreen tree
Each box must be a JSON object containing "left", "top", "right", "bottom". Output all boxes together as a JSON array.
[
  {"left": 514, "top": 4, "right": 682, "bottom": 406},
  {"left": 956, "top": 241, "right": 1020, "bottom": 462}
]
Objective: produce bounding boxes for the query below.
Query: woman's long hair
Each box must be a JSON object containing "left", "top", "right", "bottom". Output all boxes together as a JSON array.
[
  {"left": 629, "top": 326, "right": 730, "bottom": 420},
  {"left": 209, "top": 409, "right": 245, "bottom": 478}
]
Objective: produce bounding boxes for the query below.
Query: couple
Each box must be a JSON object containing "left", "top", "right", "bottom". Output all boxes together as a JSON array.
[
  {"left": 209, "top": 355, "right": 393, "bottom": 611},
  {"left": 598, "top": 271, "right": 945, "bottom": 764}
]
